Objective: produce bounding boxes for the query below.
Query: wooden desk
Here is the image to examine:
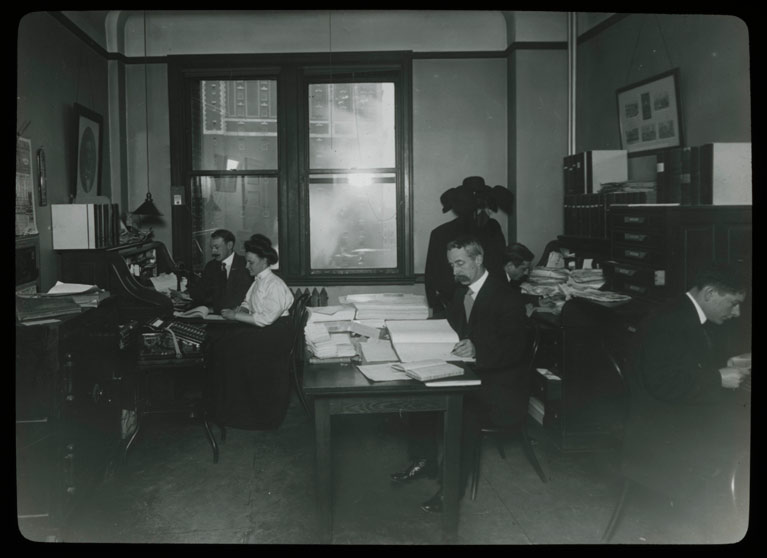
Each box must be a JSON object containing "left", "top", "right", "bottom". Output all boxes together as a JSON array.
[{"left": 303, "top": 362, "right": 480, "bottom": 542}]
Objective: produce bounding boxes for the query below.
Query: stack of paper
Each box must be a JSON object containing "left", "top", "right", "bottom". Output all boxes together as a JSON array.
[
  {"left": 305, "top": 324, "right": 357, "bottom": 359},
  {"left": 385, "top": 319, "right": 473, "bottom": 363},
  {"left": 307, "top": 305, "right": 357, "bottom": 323},
  {"left": 340, "top": 293, "right": 429, "bottom": 320},
  {"left": 392, "top": 359, "right": 464, "bottom": 381},
  {"left": 568, "top": 269, "right": 605, "bottom": 290}
]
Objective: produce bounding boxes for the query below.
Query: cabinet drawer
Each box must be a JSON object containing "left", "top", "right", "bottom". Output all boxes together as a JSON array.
[
  {"left": 611, "top": 243, "right": 665, "bottom": 267},
  {"left": 611, "top": 263, "right": 662, "bottom": 286},
  {"left": 611, "top": 229, "right": 665, "bottom": 250},
  {"left": 611, "top": 276, "right": 667, "bottom": 298},
  {"left": 610, "top": 211, "right": 666, "bottom": 231}
]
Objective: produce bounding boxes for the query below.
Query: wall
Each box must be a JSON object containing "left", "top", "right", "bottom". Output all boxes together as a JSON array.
[
  {"left": 508, "top": 47, "right": 568, "bottom": 261},
  {"left": 17, "top": 12, "right": 111, "bottom": 291},
  {"left": 412, "top": 58, "right": 508, "bottom": 274},
  {"left": 576, "top": 13, "right": 751, "bottom": 178}
]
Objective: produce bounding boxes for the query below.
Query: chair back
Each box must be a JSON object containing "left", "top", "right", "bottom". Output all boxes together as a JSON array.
[
  {"left": 524, "top": 319, "right": 541, "bottom": 374},
  {"left": 289, "top": 292, "right": 312, "bottom": 361}
]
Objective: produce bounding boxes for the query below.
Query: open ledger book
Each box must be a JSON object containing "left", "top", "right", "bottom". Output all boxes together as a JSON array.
[
  {"left": 173, "top": 305, "right": 225, "bottom": 321},
  {"left": 385, "top": 319, "right": 474, "bottom": 362},
  {"left": 391, "top": 359, "right": 464, "bottom": 381}
]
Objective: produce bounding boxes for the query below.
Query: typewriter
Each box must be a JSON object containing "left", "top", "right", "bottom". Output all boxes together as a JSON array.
[{"left": 138, "top": 317, "right": 207, "bottom": 360}]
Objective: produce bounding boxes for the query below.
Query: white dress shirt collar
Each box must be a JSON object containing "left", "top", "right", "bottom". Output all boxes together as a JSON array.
[
  {"left": 467, "top": 269, "right": 489, "bottom": 298},
  {"left": 221, "top": 252, "right": 235, "bottom": 275},
  {"left": 686, "top": 291, "right": 707, "bottom": 324}
]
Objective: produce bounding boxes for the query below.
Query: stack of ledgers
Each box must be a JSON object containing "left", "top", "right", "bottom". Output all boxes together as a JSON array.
[
  {"left": 522, "top": 267, "right": 570, "bottom": 314},
  {"left": 304, "top": 323, "right": 357, "bottom": 359},
  {"left": 339, "top": 293, "right": 429, "bottom": 320},
  {"left": 567, "top": 268, "right": 605, "bottom": 291}
]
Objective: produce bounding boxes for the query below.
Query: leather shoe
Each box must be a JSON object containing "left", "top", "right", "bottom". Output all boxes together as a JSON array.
[
  {"left": 420, "top": 490, "right": 443, "bottom": 513},
  {"left": 390, "top": 459, "right": 438, "bottom": 483}
]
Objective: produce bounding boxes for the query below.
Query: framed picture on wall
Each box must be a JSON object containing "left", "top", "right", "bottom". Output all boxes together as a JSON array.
[
  {"left": 616, "top": 68, "right": 683, "bottom": 156},
  {"left": 73, "top": 103, "right": 103, "bottom": 199}
]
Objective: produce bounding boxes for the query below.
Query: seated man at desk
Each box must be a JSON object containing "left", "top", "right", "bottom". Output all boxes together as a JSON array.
[
  {"left": 391, "top": 235, "right": 529, "bottom": 512},
  {"left": 503, "top": 242, "right": 534, "bottom": 293},
  {"left": 622, "top": 263, "right": 750, "bottom": 541},
  {"left": 207, "top": 234, "right": 294, "bottom": 430},
  {"left": 186, "top": 229, "right": 253, "bottom": 314}
]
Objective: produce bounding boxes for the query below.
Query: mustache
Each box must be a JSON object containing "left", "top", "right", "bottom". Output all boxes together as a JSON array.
[{"left": 454, "top": 274, "right": 470, "bottom": 283}]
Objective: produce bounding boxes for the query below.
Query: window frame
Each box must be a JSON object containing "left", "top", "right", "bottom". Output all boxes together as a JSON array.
[{"left": 168, "top": 52, "right": 413, "bottom": 285}]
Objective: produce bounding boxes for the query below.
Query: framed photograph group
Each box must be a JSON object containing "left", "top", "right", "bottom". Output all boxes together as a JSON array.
[
  {"left": 73, "top": 103, "right": 103, "bottom": 199},
  {"left": 616, "top": 68, "right": 682, "bottom": 155}
]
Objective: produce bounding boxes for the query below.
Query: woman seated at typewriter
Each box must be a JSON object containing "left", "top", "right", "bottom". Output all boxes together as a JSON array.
[{"left": 207, "top": 234, "right": 294, "bottom": 430}]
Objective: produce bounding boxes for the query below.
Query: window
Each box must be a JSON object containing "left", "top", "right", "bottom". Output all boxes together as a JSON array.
[{"left": 168, "top": 54, "right": 412, "bottom": 284}]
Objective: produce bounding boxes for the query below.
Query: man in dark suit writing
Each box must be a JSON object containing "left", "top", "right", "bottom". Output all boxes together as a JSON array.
[
  {"left": 391, "top": 235, "right": 530, "bottom": 513},
  {"left": 186, "top": 229, "right": 253, "bottom": 314},
  {"left": 620, "top": 263, "right": 750, "bottom": 542}
]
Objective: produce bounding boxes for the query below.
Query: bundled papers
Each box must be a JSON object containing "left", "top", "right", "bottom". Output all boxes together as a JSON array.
[
  {"left": 307, "top": 305, "right": 357, "bottom": 323},
  {"left": 339, "top": 293, "right": 429, "bottom": 320},
  {"left": 304, "top": 324, "right": 357, "bottom": 359}
]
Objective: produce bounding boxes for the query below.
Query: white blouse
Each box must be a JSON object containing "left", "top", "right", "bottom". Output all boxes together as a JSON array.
[{"left": 238, "top": 268, "right": 294, "bottom": 326}]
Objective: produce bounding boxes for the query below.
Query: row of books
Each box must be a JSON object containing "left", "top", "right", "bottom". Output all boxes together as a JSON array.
[
  {"left": 52, "top": 203, "right": 122, "bottom": 249},
  {"left": 656, "top": 143, "right": 751, "bottom": 205},
  {"left": 563, "top": 191, "right": 652, "bottom": 239}
]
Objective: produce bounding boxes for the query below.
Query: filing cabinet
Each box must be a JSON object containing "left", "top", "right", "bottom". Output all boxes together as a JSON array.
[{"left": 607, "top": 205, "right": 752, "bottom": 301}]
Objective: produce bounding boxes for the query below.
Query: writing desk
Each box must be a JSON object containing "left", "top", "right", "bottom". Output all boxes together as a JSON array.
[{"left": 303, "top": 362, "right": 480, "bottom": 542}]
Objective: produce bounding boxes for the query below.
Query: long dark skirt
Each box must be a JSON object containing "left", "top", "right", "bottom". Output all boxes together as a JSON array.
[{"left": 205, "top": 316, "right": 292, "bottom": 430}]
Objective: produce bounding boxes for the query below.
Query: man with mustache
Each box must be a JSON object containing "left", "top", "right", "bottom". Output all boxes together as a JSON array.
[{"left": 391, "top": 235, "right": 530, "bottom": 512}]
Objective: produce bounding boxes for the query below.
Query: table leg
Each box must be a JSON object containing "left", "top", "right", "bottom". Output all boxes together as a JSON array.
[
  {"left": 441, "top": 393, "right": 463, "bottom": 535},
  {"left": 314, "top": 398, "right": 333, "bottom": 543}
]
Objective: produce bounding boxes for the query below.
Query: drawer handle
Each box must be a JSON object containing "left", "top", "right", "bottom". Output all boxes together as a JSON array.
[
  {"left": 623, "top": 249, "right": 648, "bottom": 259},
  {"left": 624, "top": 233, "right": 648, "bottom": 242},
  {"left": 623, "top": 216, "right": 646, "bottom": 224},
  {"left": 626, "top": 284, "right": 647, "bottom": 294},
  {"left": 615, "top": 267, "right": 637, "bottom": 276}
]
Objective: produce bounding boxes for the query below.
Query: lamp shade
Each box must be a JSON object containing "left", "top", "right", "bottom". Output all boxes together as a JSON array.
[{"left": 131, "top": 192, "right": 163, "bottom": 216}]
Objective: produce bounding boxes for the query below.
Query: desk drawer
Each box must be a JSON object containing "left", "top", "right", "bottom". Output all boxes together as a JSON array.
[{"left": 611, "top": 244, "right": 666, "bottom": 267}]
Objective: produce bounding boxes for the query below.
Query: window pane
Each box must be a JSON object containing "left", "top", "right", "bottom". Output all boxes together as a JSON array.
[
  {"left": 309, "top": 173, "right": 397, "bottom": 269},
  {"left": 190, "top": 175, "right": 279, "bottom": 270},
  {"left": 308, "top": 83, "right": 395, "bottom": 169},
  {"left": 192, "top": 80, "right": 278, "bottom": 171}
]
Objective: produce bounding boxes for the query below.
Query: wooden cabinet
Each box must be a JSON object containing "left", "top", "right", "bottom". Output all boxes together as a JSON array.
[
  {"left": 16, "top": 301, "right": 128, "bottom": 541},
  {"left": 607, "top": 204, "right": 752, "bottom": 300}
]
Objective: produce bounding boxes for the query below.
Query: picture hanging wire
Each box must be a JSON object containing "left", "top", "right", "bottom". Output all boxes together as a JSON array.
[{"left": 624, "top": 14, "right": 675, "bottom": 84}]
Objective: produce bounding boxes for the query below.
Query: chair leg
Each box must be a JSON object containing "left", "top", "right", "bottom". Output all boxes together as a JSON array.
[
  {"left": 520, "top": 429, "right": 547, "bottom": 483},
  {"left": 470, "top": 435, "right": 482, "bottom": 501},
  {"left": 494, "top": 435, "right": 506, "bottom": 460},
  {"left": 202, "top": 413, "right": 219, "bottom": 464},
  {"left": 292, "top": 362, "right": 312, "bottom": 418},
  {"left": 601, "top": 478, "right": 631, "bottom": 543}
]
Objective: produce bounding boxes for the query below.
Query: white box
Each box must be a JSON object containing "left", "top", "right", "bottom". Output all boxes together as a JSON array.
[
  {"left": 51, "top": 204, "right": 96, "bottom": 249},
  {"left": 702, "top": 142, "right": 752, "bottom": 205}
]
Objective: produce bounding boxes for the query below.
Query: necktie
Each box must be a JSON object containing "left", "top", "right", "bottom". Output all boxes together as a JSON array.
[
  {"left": 464, "top": 288, "right": 474, "bottom": 321},
  {"left": 221, "top": 261, "right": 228, "bottom": 279}
]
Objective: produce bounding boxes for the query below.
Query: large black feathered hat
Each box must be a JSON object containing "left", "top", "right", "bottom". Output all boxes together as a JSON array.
[{"left": 440, "top": 176, "right": 514, "bottom": 216}]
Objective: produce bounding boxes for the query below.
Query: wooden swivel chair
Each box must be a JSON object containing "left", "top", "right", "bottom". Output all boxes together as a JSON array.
[
  {"left": 288, "top": 292, "right": 312, "bottom": 417},
  {"left": 469, "top": 320, "right": 547, "bottom": 501}
]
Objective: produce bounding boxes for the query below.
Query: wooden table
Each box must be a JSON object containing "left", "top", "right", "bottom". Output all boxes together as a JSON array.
[{"left": 303, "top": 361, "right": 480, "bottom": 543}]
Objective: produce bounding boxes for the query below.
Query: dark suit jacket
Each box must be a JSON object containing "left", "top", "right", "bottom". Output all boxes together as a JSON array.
[
  {"left": 188, "top": 253, "right": 253, "bottom": 313},
  {"left": 424, "top": 217, "right": 507, "bottom": 314},
  {"left": 621, "top": 295, "right": 743, "bottom": 502},
  {"left": 636, "top": 295, "right": 723, "bottom": 404},
  {"left": 445, "top": 273, "right": 530, "bottom": 426}
]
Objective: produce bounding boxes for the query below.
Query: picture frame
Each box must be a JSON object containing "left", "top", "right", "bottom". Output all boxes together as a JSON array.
[
  {"left": 73, "top": 103, "right": 103, "bottom": 199},
  {"left": 616, "top": 68, "right": 683, "bottom": 156}
]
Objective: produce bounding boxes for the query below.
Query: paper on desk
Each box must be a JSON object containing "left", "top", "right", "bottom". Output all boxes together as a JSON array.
[
  {"left": 149, "top": 272, "right": 178, "bottom": 294},
  {"left": 47, "top": 281, "right": 98, "bottom": 295},
  {"left": 356, "top": 363, "right": 411, "bottom": 382},
  {"left": 358, "top": 339, "right": 399, "bottom": 363}
]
